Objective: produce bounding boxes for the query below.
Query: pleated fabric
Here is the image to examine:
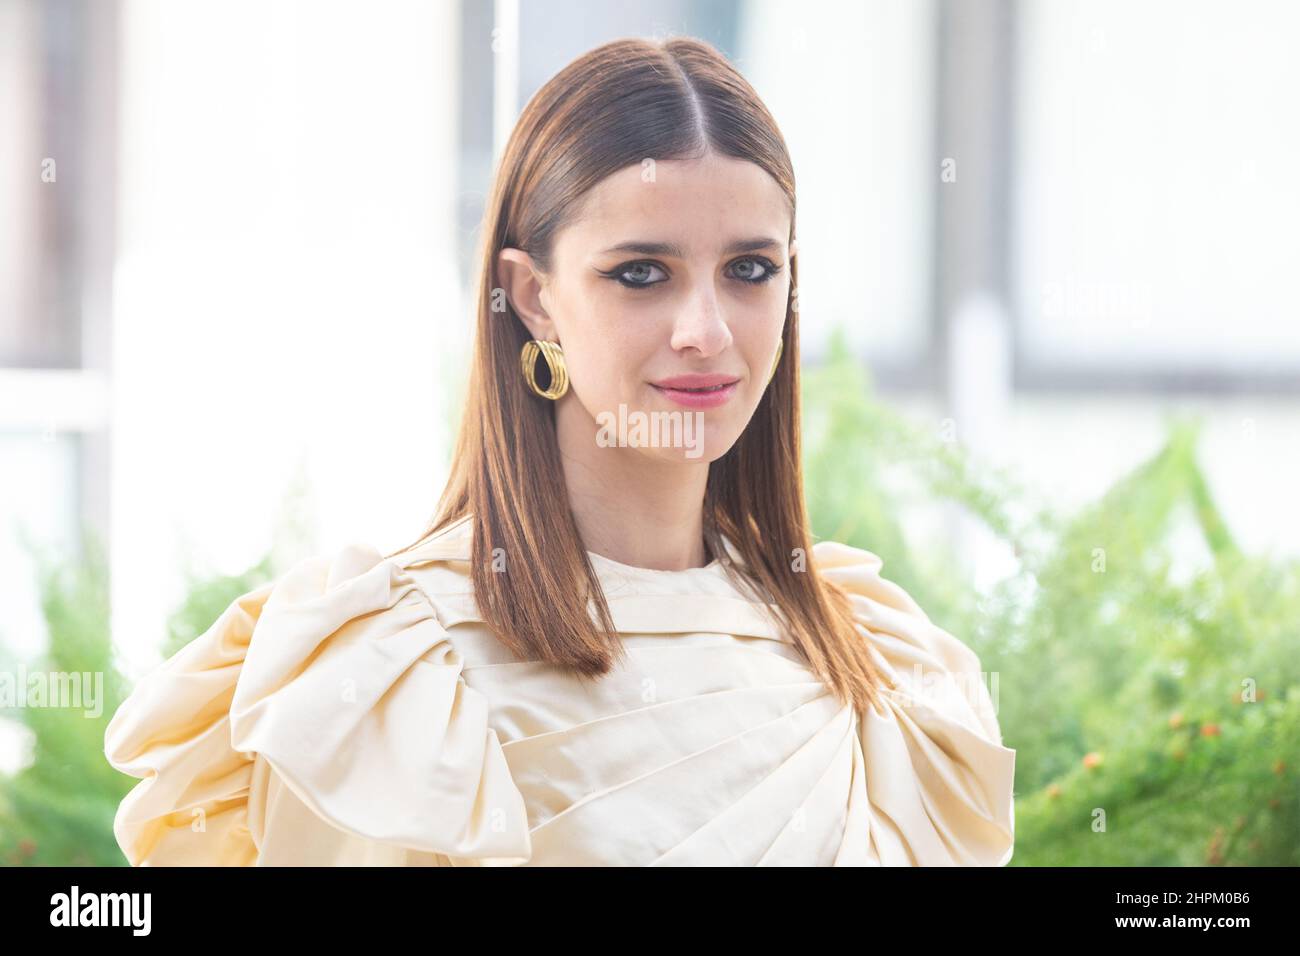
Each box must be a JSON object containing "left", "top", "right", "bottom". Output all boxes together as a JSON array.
[{"left": 104, "top": 515, "right": 1015, "bottom": 866}]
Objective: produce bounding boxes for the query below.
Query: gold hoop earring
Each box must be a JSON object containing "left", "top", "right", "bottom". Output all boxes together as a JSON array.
[
  {"left": 767, "top": 339, "right": 783, "bottom": 385},
  {"left": 520, "top": 339, "right": 569, "bottom": 400}
]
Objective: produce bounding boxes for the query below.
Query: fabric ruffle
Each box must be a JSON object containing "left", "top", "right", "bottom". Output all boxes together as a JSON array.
[{"left": 103, "top": 543, "right": 532, "bottom": 865}]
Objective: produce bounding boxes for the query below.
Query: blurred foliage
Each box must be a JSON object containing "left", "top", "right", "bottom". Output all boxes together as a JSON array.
[
  {"left": 2, "top": 324, "right": 1296, "bottom": 864},
  {"left": 0, "top": 532, "right": 274, "bottom": 866},
  {"left": 803, "top": 327, "right": 1299, "bottom": 865}
]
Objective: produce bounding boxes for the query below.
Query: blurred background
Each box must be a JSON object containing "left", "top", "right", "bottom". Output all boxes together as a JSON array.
[{"left": 1, "top": 0, "right": 1297, "bottom": 865}]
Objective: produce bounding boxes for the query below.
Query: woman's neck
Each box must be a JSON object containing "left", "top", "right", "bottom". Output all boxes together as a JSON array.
[{"left": 555, "top": 401, "right": 712, "bottom": 571}]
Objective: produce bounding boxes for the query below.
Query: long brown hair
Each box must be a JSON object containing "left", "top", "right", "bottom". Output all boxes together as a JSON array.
[{"left": 388, "top": 36, "right": 894, "bottom": 715}]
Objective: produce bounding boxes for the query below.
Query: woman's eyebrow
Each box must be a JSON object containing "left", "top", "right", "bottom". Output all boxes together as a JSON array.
[{"left": 597, "top": 237, "right": 783, "bottom": 258}]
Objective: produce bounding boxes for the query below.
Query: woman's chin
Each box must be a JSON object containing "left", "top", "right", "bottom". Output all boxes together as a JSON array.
[{"left": 635, "top": 420, "right": 739, "bottom": 464}]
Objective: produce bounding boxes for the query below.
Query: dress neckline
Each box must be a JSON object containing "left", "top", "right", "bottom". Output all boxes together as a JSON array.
[
  {"left": 584, "top": 548, "right": 723, "bottom": 576},
  {"left": 398, "top": 515, "right": 740, "bottom": 579}
]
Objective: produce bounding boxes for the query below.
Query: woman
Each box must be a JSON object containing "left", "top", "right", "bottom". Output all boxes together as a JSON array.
[{"left": 104, "top": 36, "right": 1015, "bottom": 866}]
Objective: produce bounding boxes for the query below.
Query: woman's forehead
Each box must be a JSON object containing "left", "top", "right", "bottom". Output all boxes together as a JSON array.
[{"left": 562, "top": 157, "right": 792, "bottom": 255}]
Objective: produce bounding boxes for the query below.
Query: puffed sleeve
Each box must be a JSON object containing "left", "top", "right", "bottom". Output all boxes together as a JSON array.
[
  {"left": 814, "top": 541, "right": 1017, "bottom": 866},
  {"left": 103, "top": 544, "right": 533, "bottom": 866},
  {"left": 103, "top": 582, "right": 270, "bottom": 865}
]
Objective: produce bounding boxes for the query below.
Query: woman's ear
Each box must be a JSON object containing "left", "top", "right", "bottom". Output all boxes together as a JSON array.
[
  {"left": 788, "top": 238, "right": 798, "bottom": 260},
  {"left": 497, "top": 248, "right": 554, "bottom": 340}
]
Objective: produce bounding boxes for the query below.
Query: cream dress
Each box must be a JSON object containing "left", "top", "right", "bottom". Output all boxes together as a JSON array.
[{"left": 103, "top": 515, "right": 1015, "bottom": 866}]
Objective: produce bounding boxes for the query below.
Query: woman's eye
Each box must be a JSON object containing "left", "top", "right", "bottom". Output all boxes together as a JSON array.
[
  {"left": 611, "top": 261, "right": 668, "bottom": 288},
  {"left": 602, "top": 256, "right": 781, "bottom": 289},
  {"left": 727, "top": 256, "right": 780, "bottom": 284}
]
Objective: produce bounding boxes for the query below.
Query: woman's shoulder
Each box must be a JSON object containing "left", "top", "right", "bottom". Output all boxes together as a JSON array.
[
  {"left": 102, "top": 524, "right": 531, "bottom": 865},
  {"left": 811, "top": 537, "right": 1016, "bottom": 865},
  {"left": 810, "top": 538, "right": 1000, "bottom": 730}
]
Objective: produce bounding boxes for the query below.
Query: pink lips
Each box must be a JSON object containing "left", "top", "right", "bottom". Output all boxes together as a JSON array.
[{"left": 650, "top": 373, "right": 741, "bottom": 409}]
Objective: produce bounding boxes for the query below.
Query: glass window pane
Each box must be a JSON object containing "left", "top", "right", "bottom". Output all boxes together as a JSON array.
[{"left": 1014, "top": 0, "right": 1300, "bottom": 371}]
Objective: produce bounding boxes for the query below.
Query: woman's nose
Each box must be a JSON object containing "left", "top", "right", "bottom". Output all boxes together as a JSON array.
[{"left": 669, "top": 283, "right": 732, "bottom": 357}]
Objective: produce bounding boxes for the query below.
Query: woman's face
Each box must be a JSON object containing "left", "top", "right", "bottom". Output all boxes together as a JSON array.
[{"left": 500, "top": 151, "right": 795, "bottom": 464}]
